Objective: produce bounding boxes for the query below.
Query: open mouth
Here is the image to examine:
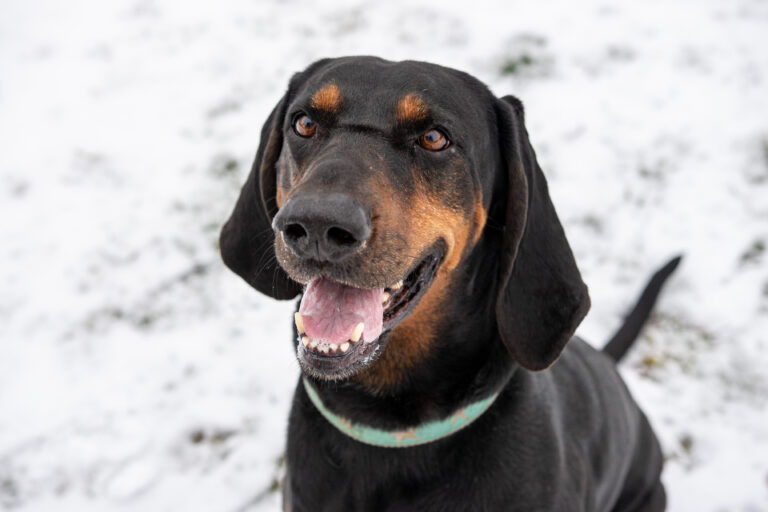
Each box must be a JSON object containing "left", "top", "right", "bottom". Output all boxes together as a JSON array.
[{"left": 294, "top": 250, "right": 442, "bottom": 378}]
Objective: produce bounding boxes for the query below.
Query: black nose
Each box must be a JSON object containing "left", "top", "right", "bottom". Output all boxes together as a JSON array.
[{"left": 272, "top": 193, "right": 371, "bottom": 262}]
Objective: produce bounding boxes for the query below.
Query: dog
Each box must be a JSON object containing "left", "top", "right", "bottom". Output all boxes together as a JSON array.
[{"left": 220, "top": 56, "right": 677, "bottom": 511}]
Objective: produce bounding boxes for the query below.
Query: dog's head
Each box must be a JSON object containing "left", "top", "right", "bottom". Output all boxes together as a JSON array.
[{"left": 221, "top": 57, "right": 589, "bottom": 383}]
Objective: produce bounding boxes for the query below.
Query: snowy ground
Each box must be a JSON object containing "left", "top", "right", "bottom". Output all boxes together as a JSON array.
[{"left": 1, "top": 0, "right": 767, "bottom": 510}]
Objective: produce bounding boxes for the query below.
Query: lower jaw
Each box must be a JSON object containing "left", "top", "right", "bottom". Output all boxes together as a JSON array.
[
  {"left": 297, "top": 335, "right": 388, "bottom": 380},
  {"left": 295, "top": 249, "right": 443, "bottom": 380}
]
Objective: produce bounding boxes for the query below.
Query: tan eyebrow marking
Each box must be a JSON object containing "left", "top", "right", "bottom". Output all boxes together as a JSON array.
[
  {"left": 396, "top": 93, "right": 428, "bottom": 124},
  {"left": 310, "top": 83, "right": 342, "bottom": 113}
]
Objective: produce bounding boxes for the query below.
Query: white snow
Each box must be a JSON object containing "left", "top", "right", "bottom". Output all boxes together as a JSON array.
[{"left": 1, "top": 0, "right": 767, "bottom": 510}]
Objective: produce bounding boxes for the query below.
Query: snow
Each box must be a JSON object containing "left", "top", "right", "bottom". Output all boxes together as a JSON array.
[{"left": 1, "top": 0, "right": 767, "bottom": 510}]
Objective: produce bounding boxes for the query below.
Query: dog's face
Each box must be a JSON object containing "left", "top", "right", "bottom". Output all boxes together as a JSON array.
[
  {"left": 271, "top": 59, "right": 494, "bottom": 380},
  {"left": 221, "top": 57, "right": 589, "bottom": 386}
]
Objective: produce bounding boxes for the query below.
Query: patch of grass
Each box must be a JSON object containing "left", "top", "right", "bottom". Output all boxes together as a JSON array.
[
  {"left": 665, "top": 433, "right": 699, "bottom": 469},
  {"left": 497, "top": 33, "right": 550, "bottom": 78},
  {"left": 740, "top": 239, "right": 765, "bottom": 266},
  {"left": 271, "top": 454, "right": 286, "bottom": 493},
  {"left": 188, "top": 427, "right": 237, "bottom": 445},
  {"left": 137, "top": 313, "right": 156, "bottom": 328},
  {"left": 580, "top": 214, "right": 604, "bottom": 234},
  {"left": 633, "top": 312, "right": 716, "bottom": 379},
  {"left": 638, "top": 164, "right": 664, "bottom": 181},
  {"left": 678, "top": 433, "right": 694, "bottom": 454},
  {"left": 209, "top": 154, "right": 240, "bottom": 178},
  {"left": 223, "top": 159, "right": 238, "bottom": 172},
  {"left": 500, "top": 54, "right": 535, "bottom": 76},
  {"left": 189, "top": 429, "right": 205, "bottom": 444},
  {"left": 637, "top": 312, "right": 768, "bottom": 406},
  {"left": 640, "top": 354, "right": 660, "bottom": 368}
]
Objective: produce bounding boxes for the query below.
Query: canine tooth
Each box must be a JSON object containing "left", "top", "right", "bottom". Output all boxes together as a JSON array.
[
  {"left": 330, "top": 343, "right": 338, "bottom": 352},
  {"left": 350, "top": 322, "right": 364, "bottom": 343},
  {"left": 301, "top": 336, "right": 309, "bottom": 347},
  {"left": 382, "top": 291, "right": 390, "bottom": 303},
  {"left": 391, "top": 280, "right": 403, "bottom": 290},
  {"left": 294, "top": 312, "right": 304, "bottom": 334},
  {"left": 340, "top": 342, "right": 350, "bottom": 352}
]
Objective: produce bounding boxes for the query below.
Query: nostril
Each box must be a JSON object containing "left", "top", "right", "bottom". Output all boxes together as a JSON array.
[
  {"left": 327, "top": 226, "right": 358, "bottom": 247},
  {"left": 284, "top": 223, "right": 307, "bottom": 241}
]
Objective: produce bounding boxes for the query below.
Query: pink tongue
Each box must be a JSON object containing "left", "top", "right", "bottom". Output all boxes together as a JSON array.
[{"left": 298, "top": 278, "right": 384, "bottom": 345}]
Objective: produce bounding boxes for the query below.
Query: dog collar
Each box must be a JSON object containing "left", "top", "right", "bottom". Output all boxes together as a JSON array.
[{"left": 302, "top": 378, "right": 500, "bottom": 448}]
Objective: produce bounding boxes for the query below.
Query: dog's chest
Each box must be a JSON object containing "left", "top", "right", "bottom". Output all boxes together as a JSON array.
[{"left": 284, "top": 397, "right": 552, "bottom": 512}]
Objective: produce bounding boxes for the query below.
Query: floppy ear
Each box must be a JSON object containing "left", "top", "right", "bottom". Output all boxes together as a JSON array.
[
  {"left": 219, "top": 94, "right": 302, "bottom": 300},
  {"left": 494, "top": 95, "right": 590, "bottom": 370}
]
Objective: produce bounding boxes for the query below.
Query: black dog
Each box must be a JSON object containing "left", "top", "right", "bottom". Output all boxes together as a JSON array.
[{"left": 221, "top": 56, "right": 677, "bottom": 511}]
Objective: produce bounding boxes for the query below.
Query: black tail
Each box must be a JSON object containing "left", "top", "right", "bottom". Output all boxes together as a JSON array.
[{"left": 602, "top": 255, "right": 683, "bottom": 362}]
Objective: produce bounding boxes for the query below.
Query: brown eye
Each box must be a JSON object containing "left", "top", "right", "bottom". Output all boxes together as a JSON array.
[
  {"left": 418, "top": 129, "right": 449, "bottom": 151},
  {"left": 293, "top": 114, "right": 316, "bottom": 137}
]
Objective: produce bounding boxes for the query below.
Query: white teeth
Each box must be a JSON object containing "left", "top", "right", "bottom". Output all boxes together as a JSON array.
[
  {"left": 294, "top": 313, "right": 304, "bottom": 334},
  {"left": 303, "top": 336, "right": 352, "bottom": 355},
  {"left": 382, "top": 291, "right": 390, "bottom": 304},
  {"left": 350, "top": 322, "right": 364, "bottom": 343},
  {"left": 391, "top": 280, "right": 403, "bottom": 290}
]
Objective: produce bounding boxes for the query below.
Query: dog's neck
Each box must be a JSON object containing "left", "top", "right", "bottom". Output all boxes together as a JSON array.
[
  {"left": 302, "top": 377, "right": 501, "bottom": 447},
  {"left": 305, "top": 332, "right": 514, "bottom": 431}
]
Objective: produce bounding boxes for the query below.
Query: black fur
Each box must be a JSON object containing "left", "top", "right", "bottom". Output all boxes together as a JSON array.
[
  {"left": 220, "top": 57, "right": 676, "bottom": 511},
  {"left": 603, "top": 255, "right": 682, "bottom": 362},
  {"left": 494, "top": 96, "right": 591, "bottom": 371}
]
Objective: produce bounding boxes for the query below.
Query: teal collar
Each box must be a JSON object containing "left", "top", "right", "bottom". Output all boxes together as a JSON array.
[{"left": 302, "top": 379, "right": 500, "bottom": 448}]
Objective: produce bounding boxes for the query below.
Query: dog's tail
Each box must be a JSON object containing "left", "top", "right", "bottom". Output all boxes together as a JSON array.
[{"left": 602, "top": 255, "right": 683, "bottom": 362}]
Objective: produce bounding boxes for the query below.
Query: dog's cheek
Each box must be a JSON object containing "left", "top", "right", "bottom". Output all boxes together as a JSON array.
[
  {"left": 405, "top": 158, "right": 479, "bottom": 270},
  {"left": 408, "top": 194, "right": 474, "bottom": 271},
  {"left": 470, "top": 189, "right": 488, "bottom": 246}
]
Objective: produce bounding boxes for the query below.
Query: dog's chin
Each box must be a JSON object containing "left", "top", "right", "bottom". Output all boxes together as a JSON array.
[
  {"left": 291, "top": 249, "right": 443, "bottom": 381},
  {"left": 296, "top": 331, "right": 390, "bottom": 381}
]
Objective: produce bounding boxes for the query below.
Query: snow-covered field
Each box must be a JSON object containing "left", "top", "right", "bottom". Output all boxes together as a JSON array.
[{"left": 1, "top": 0, "right": 767, "bottom": 510}]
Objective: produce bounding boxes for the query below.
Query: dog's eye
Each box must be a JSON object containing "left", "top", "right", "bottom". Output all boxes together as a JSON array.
[
  {"left": 293, "top": 114, "right": 317, "bottom": 138},
  {"left": 418, "top": 129, "right": 450, "bottom": 151}
]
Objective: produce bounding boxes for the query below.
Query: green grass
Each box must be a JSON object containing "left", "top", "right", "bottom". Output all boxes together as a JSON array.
[{"left": 500, "top": 54, "right": 535, "bottom": 76}]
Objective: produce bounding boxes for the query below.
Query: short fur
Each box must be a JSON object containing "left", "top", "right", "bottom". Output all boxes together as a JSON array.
[{"left": 220, "top": 56, "right": 674, "bottom": 511}]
